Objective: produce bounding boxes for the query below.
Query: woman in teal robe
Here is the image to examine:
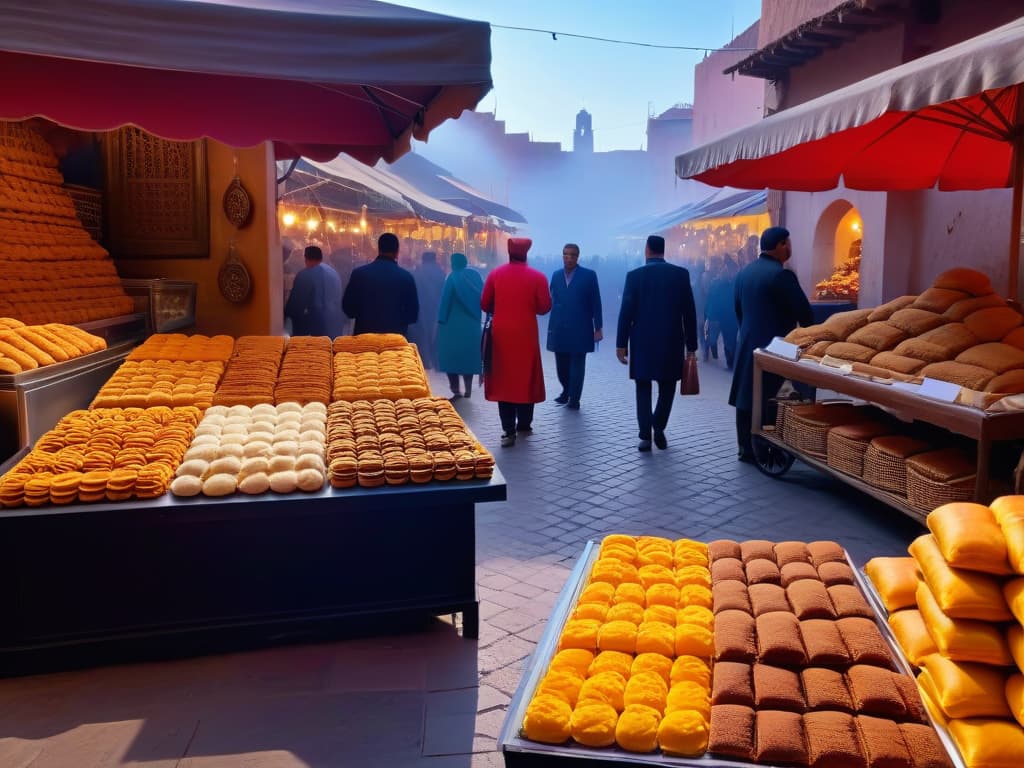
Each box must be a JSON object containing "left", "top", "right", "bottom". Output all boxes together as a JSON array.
[{"left": 437, "top": 253, "right": 484, "bottom": 398}]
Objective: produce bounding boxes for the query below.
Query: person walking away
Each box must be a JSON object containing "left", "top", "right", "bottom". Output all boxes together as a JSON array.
[
  {"left": 730, "top": 227, "right": 814, "bottom": 463},
  {"left": 437, "top": 252, "right": 483, "bottom": 399},
  {"left": 409, "top": 252, "right": 445, "bottom": 368},
  {"left": 547, "top": 243, "right": 603, "bottom": 410},
  {"left": 342, "top": 233, "right": 419, "bottom": 337},
  {"left": 616, "top": 235, "right": 698, "bottom": 452},
  {"left": 284, "top": 246, "right": 345, "bottom": 338},
  {"left": 705, "top": 256, "right": 739, "bottom": 369},
  {"left": 481, "top": 238, "right": 552, "bottom": 447}
]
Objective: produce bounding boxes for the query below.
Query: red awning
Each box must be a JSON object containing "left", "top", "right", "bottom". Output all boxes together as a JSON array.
[
  {"left": 0, "top": 0, "right": 493, "bottom": 164},
  {"left": 675, "top": 16, "right": 1024, "bottom": 192}
]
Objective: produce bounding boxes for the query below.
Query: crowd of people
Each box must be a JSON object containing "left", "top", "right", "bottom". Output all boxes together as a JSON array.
[{"left": 285, "top": 227, "right": 814, "bottom": 458}]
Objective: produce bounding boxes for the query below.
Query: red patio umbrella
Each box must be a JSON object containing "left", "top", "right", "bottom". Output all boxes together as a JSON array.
[{"left": 675, "top": 17, "right": 1024, "bottom": 296}]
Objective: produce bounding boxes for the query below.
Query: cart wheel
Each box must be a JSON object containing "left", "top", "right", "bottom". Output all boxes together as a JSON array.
[{"left": 751, "top": 435, "right": 795, "bottom": 477}]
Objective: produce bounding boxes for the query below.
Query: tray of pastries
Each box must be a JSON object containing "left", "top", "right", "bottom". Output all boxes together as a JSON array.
[
  {"left": 332, "top": 344, "right": 430, "bottom": 402},
  {"left": 127, "top": 333, "right": 235, "bottom": 363},
  {"left": 90, "top": 359, "right": 225, "bottom": 409},
  {"left": 213, "top": 336, "right": 285, "bottom": 407},
  {"left": 0, "top": 318, "right": 106, "bottom": 375}
]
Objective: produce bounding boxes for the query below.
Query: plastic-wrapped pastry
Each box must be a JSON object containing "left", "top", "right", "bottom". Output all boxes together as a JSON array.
[
  {"left": 915, "top": 581, "right": 1012, "bottom": 665},
  {"left": 910, "top": 534, "right": 1012, "bottom": 621},
  {"left": 888, "top": 609, "right": 937, "bottom": 666},
  {"left": 615, "top": 704, "right": 661, "bottom": 753},
  {"left": 570, "top": 701, "right": 618, "bottom": 747},
  {"left": 927, "top": 502, "right": 1011, "bottom": 573},
  {"left": 917, "top": 654, "right": 1011, "bottom": 719},
  {"left": 269, "top": 470, "right": 298, "bottom": 493},
  {"left": 754, "top": 710, "right": 807, "bottom": 766},
  {"left": 657, "top": 709, "right": 708, "bottom": 757},
  {"left": 708, "top": 704, "right": 754, "bottom": 760},
  {"left": 864, "top": 557, "right": 920, "bottom": 612},
  {"left": 947, "top": 719, "right": 1024, "bottom": 768},
  {"left": 238, "top": 472, "right": 270, "bottom": 495},
  {"left": 170, "top": 475, "right": 203, "bottom": 497},
  {"left": 523, "top": 693, "right": 572, "bottom": 744},
  {"left": 202, "top": 473, "right": 237, "bottom": 497}
]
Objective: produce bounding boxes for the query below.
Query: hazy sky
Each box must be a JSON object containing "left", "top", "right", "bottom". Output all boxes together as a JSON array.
[{"left": 390, "top": 0, "right": 762, "bottom": 152}]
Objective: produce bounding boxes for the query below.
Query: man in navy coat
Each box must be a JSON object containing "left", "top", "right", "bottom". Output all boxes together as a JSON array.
[
  {"left": 730, "top": 226, "right": 814, "bottom": 462},
  {"left": 342, "top": 232, "right": 419, "bottom": 337},
  {"left": 547, "top": 243, "right": 603, "bottom": 410},
  {"left": 284, "top": 246, "right": 345, "bottom": 338},
  {"left": 616, "top": 235, "right": 698, "bottom": 452}
]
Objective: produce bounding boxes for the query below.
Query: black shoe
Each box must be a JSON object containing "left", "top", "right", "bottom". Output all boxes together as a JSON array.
[
  {"left": 653, "top": 431, "right": 667, "bottom": 450},
  {"left": 566, "top": 401, "right": 580, "bottom": 410},
  {"left": 500, "top": 433, "right": 516, "bottom": 447},
  {"left": 553, "top": 393, "right": 569, "bottom": 404},
  {"left": 638, "top": 439, "right": 652, "bottom": 452},
  {"left": 517, "top": 426, "right": 533, "bottom": 434}
]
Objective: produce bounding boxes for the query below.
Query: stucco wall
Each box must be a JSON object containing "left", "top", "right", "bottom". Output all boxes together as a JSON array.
[
  {"left": 693, "top": 22, "right": 765, "bottom": 146},
  {"left": 758, "top": 0, "right": 844, "bottom": 47}
]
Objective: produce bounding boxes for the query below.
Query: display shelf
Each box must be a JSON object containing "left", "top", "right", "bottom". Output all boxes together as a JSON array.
[
  {"left": 0, "top": 463, "right": 506, "bottom": 676},
  {"left": 752, "top": 349, "right": 1024, "bottom": 507},
  {"left": 77, "top": 312, "right": 148, "bottom": 345}
]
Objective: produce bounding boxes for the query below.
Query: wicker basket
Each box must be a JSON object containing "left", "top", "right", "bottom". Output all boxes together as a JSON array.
[
  {"left": 782, "top": 403, "right": 872, "bottom": 459},
  {"left": 826, "top": 422, "right": 895, "bottom": 477},
  {"left": 905, "top": 449, "right": 976, "bottom": 513},
  {"left": 863, "top": 435, "right": 933, "bottom": 494}
]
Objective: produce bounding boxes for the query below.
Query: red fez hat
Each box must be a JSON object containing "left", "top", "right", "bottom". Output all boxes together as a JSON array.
[{"left": 507, "top": 237, "right": 532, "bottom": 261}]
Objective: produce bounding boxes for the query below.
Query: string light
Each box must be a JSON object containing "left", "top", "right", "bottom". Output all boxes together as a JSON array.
[
  {"left": 282, "top": 212, "right": 296, "bottom": 227},
  {"left": 491, "top": 24, "right": 756, "bottom": 52}
]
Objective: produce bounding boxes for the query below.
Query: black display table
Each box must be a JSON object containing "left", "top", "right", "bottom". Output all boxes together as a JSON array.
[{"left": 0, "top": 452, "right": 505, "bottom": 677}]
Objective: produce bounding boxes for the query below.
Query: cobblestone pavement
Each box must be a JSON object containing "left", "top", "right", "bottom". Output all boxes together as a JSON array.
[{"left": 0, "top": 334, "right": 923, "bottom": 768}]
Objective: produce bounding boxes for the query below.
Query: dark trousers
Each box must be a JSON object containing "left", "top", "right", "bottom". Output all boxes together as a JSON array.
[
  {"left": 554, "top": 352, "right": 587, "bottom": 404},
  {"left": 635, "top": 379, "right": 675, "bottom": 440},
  {"left": 446, "top": 373, "right": 474, "bottom": 395},
  {"left": 736, "top": 371, "right": 785, "bottom": 455},
  {"left": 498, "top": 402, "right": 535, "bottom": 434}
]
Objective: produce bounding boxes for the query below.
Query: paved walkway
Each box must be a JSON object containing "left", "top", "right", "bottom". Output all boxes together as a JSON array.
[{"left": 0, "top": 338, "right": 923, "bottom": 768}]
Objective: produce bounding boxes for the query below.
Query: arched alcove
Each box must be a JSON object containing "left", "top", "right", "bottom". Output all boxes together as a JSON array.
[{"left": 812, "top": 199, "right": 862, "bottom": 304}]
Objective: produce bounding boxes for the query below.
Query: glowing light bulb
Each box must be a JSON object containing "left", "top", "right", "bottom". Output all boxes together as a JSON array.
[
  {"left": 327, "top": 221, "right": 337, "bottom": 231},
  {"left": 306, "top": 218, "right": 318, "bottom": 231},
  {"left": 852, "top": 221, "right": 861, "bottom": 231},
  {"left": 282, "top": 212, "right": 296, "bottom": 227}
]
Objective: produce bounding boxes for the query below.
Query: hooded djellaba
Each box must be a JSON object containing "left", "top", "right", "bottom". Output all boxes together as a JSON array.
[{"left": 437, "top": 253, "right": 484, "bottom": 395}]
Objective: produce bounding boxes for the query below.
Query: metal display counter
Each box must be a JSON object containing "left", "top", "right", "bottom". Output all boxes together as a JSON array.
[
  {"left": 0, "top": 451, "right": 506, "bottom": 677},
  {"left": 751, "top": 350, "right": 1024, "bottom": 523},
  {"left": 0, "top": 342, "right": 135, "bottom": 464},
  {"left": 499, "top": 541, "right": 966, "bottom": 768}
]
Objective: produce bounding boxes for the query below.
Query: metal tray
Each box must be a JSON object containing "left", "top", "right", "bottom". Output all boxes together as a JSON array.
[{"left": 499, "top": 541, "right": 965, "bottom": 768}]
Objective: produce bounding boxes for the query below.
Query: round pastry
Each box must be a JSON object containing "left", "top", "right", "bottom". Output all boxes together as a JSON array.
[
  {"left": 183, "top": 445, "right": 218, "bottom": 462},
  {"left": 676, "top": 606, "right": 714, "bottom": 632},
  {"left": 302, "top": 402, "right": 327, "bottom": 415},
  {"left": 606, "top": 602, "right": 645, "bottom": 625},
  {"left": 578, "top": 671, "right": 627, "bottom": 712},
  {"left": 635, "top": 621, "right": 675, "bottom": 657},
  {"left": 238, "top": 472, "right": 271, "bottom": 495},
  {"left": 589, "top": 650, "right": 634, "bottom": 680},
  {"left": 216, "top": 443, "right": 245, "bottom": 459},
  {"left": 558, "top": 619, "right": 600, "bottom": 652},
  {"left": 276, "top": 402, "right": 303, "bottom": 415},
  {"left": 277, "top": 412, "right": 302, "bottom": 426},
  {"left": 676, "top": 566, "right": 712, "bottom": 590},
  {"left": 249, "top": 421, "right": 276, "bottom": 436},
  {"left": 202, "top": 473, "right": 237, "bottom": 497},
  {"left": 268, "top": 455, "right": 296, "bottom": 474},
  {"left": 624, "top": 671, "right": 668, "bottom": 712},
  {"left": 549, "top": 649, "right": 594, "bottom": 678},
  {"left": 601, "top": 544, "right": 637, "bottom": 564},
  {"left": 570, "top": 702, "right": 618, "bottom": 748},
  {"left": 638, "top": 565, "right": 675, "bottom": 589},
  {"left": 537, "top": 668, "right": 585, "bottom": 706},
  {"left": 273, "top": 428, "right": 301, "bottom": 443},
  {"left": 590, "top": 559, "right": 629, "bottom": 587},
  {"left": 208, "top": 456, "right": 242, "bottom": 477},
  {"left": 269, "top": 470, "right": 298, "bottom": 493},
  {"left": 175, "top": 459, "right": 209, "bottom": 478},
  {"left": 219, "top": 434, "right": 246, "bottom": 447},
  {"left": 614, "top": 582, "right": 647, "bottom": 606},
  {"left": 657, "top": 709, "right": 708, "bottom": 756},
  {"left": 631, "top": 653, "right": 672, "bottom": 685},
  {"left": 670, "top": 656, "right": 710, "bottom": 688},
  {"left": 272, "top": 440, "right": 299, "bottom": 457},
  {"left": 247, "top": 429, "right": 276, "bottom": 444},
  {"left": 193, "top": 424, "right": 222, "bottom": 438},
  {"left": 240, "top": 456, "right": 270, "bottom": 478},
  {"left": 644, "top": 605, "right": 677, "bottom": 626},
  {"left": 190, "top": 434, "right": 220, "bottom": 447},
  {"left": 295, "top": 454, "right": 325, "bottom": 473},
  {"left": 579, "top": 582, "right": 616, "bottom": 605},
  {"left": 674, "top": 624, "right": 713, "bottom": 659},
  {"left": 598, "top": 620, "right": 638, "bottom": 654},
  {"left": 573, "top": 603, "right": 608, "bottom": 622},
  {"left": 243, "top": 440, "right": 273, "bottom": 458},
  {"left": 678, "top": 585, "right": 713, "bottom": 610},
  {"left": 615, "top": 704, "right": 661, "bottom": 753},
  {"left": 665, "top": 681, "right": 710, "bottom": 722},
  {"left": 204, "top": 405, "right": 230, "bottom": 418},
  {"left": 297, "top": 440, "right": 325, "bottom": 457},
  {"left": 220, "top": 423, "right": 248, "bottom": 436},
  {"left": 252, "top": 404, "right": 277, "bottom": 417},
  {"left": 522, "top": 693, "right": 571, "bottom": 745},
  {"left": 170, "top": 475, "right": 203, "bottom": 497},
  {"left": 602, "top": 534, "right": 637, "bottom": 550},
  {"left": 227, "top": 405, "right": 252, "bottom": 417},
  {"left": 638, "top": 548, "right": 674, "bottom": 568},
  {"left": 299, "top": 426, "right": 325, "bottom": 441},
  {"left": 646, "top": 583, "right": 679, "bottom": 608},
  {"left": 675, "top": 548, "right": 709, "bottom": 569},
  {"left": 296, "top": 468, "right": 324, "bottom": 492}
]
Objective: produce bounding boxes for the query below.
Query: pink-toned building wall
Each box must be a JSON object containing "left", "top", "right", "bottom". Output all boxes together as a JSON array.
[
  {"left": 758, "top": 0, "right": 843, "bottom": 47},
  {"left": 693, "top": 22, "right": 764, "bottom": 146}
]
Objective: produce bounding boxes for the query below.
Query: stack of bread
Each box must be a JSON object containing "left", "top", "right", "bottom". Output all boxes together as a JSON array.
[
  {"left": 169, "top": 402, "right": 327, "bottom": 497},
  {"left": 523, "top": 535, "right": 715, "bottom": 755},
  {"left": 326, "top": 397, "right": 493, "bottom": 488},
  {"left": 0, "top": 406, "right": 201, "bottom": 506},
  {"left": 332, "top": 344, "right": 430, "bottom": 401},
  {"left": 866, "top": 498, "right": 1024, "bottom": 767},
  {"left": 127, "top": 333, "right": 235, "bottom": 363},
  {"left": 0, "top": 122, "right": 135, "bottom": 324},
  {"left": 90, "top": 360, "right": 224, "bottom": 409},
  {"left": 0, "top": 318, "right": 106, "bottom": 374},
  {"left": 786, "top": 268, "right": 1024, "bottom": 405},
  {"left": 212, "top": 336, "right": 286, "bottom": 406},
  {"left": 275, "top": 336, "right": 332, "bottom": 405}
]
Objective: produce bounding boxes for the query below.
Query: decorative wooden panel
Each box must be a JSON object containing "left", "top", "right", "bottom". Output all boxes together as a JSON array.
[{"left": 103, "top": 128, "right": 209, "bottom": 258}]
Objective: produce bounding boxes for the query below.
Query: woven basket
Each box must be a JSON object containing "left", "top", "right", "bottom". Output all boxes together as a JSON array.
[
  {"left": 906, "top": 466, "right": 976, "bottom": 514},
  {"left": 782, "top": 403, "right": 871, "bottom": 459},
  {"left": 863, "top": 435, "right": 932, "bottom": 494},
  {"left": 826, "top": 422, "right": 894, "bottom": 477}
]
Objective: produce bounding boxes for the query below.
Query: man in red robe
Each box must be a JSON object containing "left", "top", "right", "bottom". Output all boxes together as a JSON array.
[{"left": 481, "top": 238, "right": 553, "bottom": 447}]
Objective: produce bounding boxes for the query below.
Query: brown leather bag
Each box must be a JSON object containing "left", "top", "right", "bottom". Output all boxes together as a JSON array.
[{"left": 680, "top": 354, "right": 700, "bottom": 396}]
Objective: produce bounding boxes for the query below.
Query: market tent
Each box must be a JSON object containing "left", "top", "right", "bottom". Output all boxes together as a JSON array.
[
  {"left": 386, "top": 153, "right": 528, "bottom": 224},
  {"left": 674, "top": 16, "right": 1024, "bottom": 294},
  {"left": 619, "top": 189, "right": 766, "bottom": 236},
  {"left": 0, "top": 0, "right": 492, "bottom": 164},
  {"left": 279, "top": 160, "right": 414, "bottom": 218},
  {"left": 304, "top": 156, "right": 471, "bottom": 227}
]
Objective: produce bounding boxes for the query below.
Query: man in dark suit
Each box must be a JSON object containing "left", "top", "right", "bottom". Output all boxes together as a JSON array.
[
  {"left": 342, "top": 232, "right": 419, "bottom": 336},
  {"left": 616, "top": 235, "right": 698, "bottom": 452},
  {"left": 730, "top": 226, "right": 814, "bottom": 462},
  {"left": 284, "top": 246, "right": 345, "bottom": 338},
  {"left": 547, "top": 243, "right": 603, "bottom": 410}
]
